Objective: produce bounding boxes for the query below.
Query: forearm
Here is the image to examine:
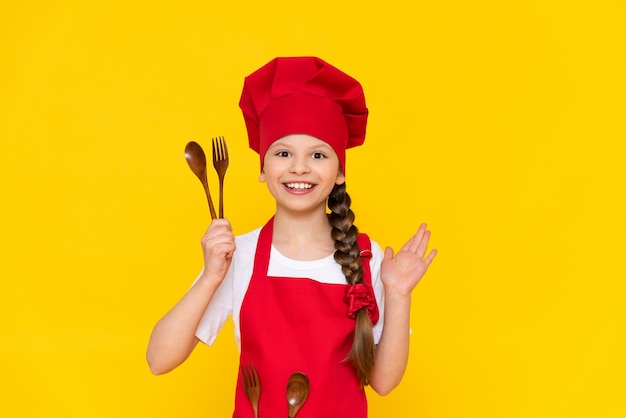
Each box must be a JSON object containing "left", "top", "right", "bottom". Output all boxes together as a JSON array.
[
  {"left": 146, "top": 276, "right": 220, "bottom": 374},
  {"left": 369, "top": 292, "right": 412, "bottom": 395}
]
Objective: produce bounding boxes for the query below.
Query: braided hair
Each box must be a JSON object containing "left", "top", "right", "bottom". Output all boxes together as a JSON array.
[{"left": 328, "top": 182, "right": 375, "bottom": 386}]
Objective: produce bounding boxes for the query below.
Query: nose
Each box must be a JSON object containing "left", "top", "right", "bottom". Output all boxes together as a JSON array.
[{"left": 289, "top": 155, "right": 311, "bottom": 175}]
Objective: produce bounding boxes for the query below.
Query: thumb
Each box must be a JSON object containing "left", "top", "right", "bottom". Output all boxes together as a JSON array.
[{"left": 384, "top": 246, "right": 394, "bottom": 260}]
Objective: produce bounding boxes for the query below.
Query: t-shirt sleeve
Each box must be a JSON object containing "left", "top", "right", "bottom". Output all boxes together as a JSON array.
[
  {"left": 193, "top": 227, "right": 260, "bottom": 348},
  {"left": 194, "top": 264, "right": 235, "bottom": 345},
  {"left": 369, "top": 240, "right": 385, "bottom": 345}
]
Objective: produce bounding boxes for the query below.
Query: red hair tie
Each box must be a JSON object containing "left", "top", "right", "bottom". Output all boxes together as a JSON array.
[{"left": 344, "top": 283, "right": 379, "bottom": 325}]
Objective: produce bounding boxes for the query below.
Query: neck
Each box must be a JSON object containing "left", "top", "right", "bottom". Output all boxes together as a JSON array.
[{"left": 272, "top": 207, "right": 335, "bottom": 260}]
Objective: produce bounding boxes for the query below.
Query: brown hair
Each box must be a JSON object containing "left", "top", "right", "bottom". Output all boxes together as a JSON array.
[{"left": 328, "top": 182, "right": 375, "bottom": 386}]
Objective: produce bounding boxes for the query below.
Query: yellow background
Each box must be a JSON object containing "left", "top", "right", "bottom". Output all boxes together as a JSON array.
[{"left": 1, "top": 1, "right": 624, "bottom": 417}]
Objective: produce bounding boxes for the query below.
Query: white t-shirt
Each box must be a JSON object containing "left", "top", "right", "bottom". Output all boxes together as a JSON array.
[{"left": 194, "top": 227, "right": 386, "bottom": 351}]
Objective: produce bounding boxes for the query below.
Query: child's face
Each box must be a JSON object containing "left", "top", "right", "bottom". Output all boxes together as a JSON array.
[{"left": 260, "top": 134, "right": 345, "bottom": 213}]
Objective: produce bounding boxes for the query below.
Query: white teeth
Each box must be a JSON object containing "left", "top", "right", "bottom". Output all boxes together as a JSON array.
[{"left": 286, "top": 182, "right": 313, "bottom": 190}]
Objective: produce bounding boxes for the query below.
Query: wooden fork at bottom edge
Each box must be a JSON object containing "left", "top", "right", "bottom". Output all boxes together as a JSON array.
[{"left": 241, "top": 363, "right": 261, "bottom": 418}]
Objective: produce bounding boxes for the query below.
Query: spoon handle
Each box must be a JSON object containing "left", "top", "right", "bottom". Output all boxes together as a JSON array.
[{"left": 202, "top": 177, "right": 217, "bottom": 220}]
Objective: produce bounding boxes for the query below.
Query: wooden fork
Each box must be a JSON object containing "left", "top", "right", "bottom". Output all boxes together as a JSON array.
[
  {"left": 211, "top": 136, "right": 229, "bottom": 218},
  {"left": 241, "top": 363, "right": 261, "bottom": 418}
]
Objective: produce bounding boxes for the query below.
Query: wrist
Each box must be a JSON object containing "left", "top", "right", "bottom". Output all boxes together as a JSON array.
[
  {"left": 384, "top": 290, "right": 412, "bottom": 303},
  {"left": 195, "top": 272, "right": 223, "bottom": 290}
]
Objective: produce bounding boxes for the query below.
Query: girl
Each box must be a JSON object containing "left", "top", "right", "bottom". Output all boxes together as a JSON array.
[{"left": 147, "top": 57, "right": 437, "bottom": 417}]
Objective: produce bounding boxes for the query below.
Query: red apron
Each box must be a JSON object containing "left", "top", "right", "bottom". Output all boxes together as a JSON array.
[{"left": 233, "top": 217, "right": 376, "bottom": 418}]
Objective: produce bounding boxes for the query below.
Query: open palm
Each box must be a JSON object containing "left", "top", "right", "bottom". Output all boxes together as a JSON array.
[{"left": 381, "top": 223, "right": 437, "bottom": 296}]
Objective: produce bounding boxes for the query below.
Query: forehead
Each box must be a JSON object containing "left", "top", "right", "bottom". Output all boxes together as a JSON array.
[{"left": 269, "top": 134, "right": 334, "bottom": 150}]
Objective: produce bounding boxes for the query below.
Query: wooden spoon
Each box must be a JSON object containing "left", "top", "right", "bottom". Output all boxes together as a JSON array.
[
  {"left": 184, "top": 141, "right": 217, "bottom": 219},
  {"left": 286, "top": 372, "right": 309, "bottom": 418}
]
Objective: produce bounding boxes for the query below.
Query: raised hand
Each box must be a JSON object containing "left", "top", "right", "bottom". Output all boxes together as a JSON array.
[
  {"left": 199, "top": 218, "right": 236, "bottom": 284},
  {"left": 381, "top": 223, "right": 437, "bottom": 296}
]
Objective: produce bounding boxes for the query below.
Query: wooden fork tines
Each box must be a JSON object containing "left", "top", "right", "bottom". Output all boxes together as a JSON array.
[
  {"left": 211, "top": 136, "right": 229, "bottom": 218},
  {"left": 241, "top": 363, "right": 261, "bottom": 418}
]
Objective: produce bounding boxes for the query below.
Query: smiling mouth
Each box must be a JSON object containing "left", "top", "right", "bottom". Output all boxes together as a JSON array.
[{"left": 284, "top": 182, "right": 314, "bottom": 190}]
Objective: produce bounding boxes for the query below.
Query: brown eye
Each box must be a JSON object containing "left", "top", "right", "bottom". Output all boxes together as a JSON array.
[{"left": 312, "top": 152, "right": 326, "bottom": 159}]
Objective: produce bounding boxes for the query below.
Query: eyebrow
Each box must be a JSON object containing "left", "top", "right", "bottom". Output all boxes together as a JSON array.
[{"left": 269, "top": 141, "right": 334, "bottom": 152}]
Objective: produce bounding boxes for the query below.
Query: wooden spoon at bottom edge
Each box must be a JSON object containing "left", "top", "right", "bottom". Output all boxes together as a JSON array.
[{"left": 286, "top": 372, "right": 310, "bottom": 418}]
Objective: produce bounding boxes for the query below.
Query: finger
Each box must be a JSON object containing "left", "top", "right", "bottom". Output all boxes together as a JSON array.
[
  {"left": 213, "top": 218, "right": 233, "bottom": 230},
  {"left": 204, "top": 221, "right": 234, "bottom": 238},
  {"left": 384, "top": 246, "right": 394, "bottom": 261},
  {"left": 201, "top": 231, "right": 235, "bottom": 249},
  {"left": 205, "top": 234, "right": 236, "bottom": 249},
  {"left": 415, "top": 230, "right": 432, "bottom": 257},
  {"left": 206, "top": 218, "right": 232, "bottom": 233},
  {"left": 206, "top": 242, "right": 236, "bottom": 261},
  {"left": 423, "top": 249, "right": 437, "bottom": 268},
  {"left": 399, "top": 234, "right": 416, "bottom": 253},
  {"left": 405, "top": 223, "right": 427, "bottom": 253}
]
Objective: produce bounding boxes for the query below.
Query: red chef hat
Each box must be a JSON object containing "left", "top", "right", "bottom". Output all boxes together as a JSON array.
[{"left": 239, "top": 56, "right": 368, "bottom": 173}]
